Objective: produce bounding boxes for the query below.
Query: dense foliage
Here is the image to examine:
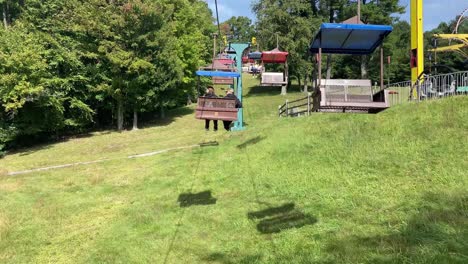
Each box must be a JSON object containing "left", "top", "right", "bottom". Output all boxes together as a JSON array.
[{"left": 0, "top": 0, "right": 214, "bottom": 150}]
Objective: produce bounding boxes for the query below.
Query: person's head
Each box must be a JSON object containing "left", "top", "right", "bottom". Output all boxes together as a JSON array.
[
  {"left": 207, "top": 86, "right": 215, "bottom": 94},
  {"left": 226, "top": 88, "right": 234, "bottom": 95}
]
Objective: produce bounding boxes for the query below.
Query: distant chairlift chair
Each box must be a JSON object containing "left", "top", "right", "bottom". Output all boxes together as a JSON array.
[
  {"left": 260, "top": 48, "right": 289, "bottom": 95},
  {"left": 309, "top": 22, "right": 394, "bottom": 113},
  {"left": 203, "top": 57, "right": 237, "bottom": 85}
]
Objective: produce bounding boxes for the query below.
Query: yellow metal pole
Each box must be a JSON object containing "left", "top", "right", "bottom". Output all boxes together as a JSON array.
[{"left": 410, "top": 0, "right": 424, "bottom": 98}]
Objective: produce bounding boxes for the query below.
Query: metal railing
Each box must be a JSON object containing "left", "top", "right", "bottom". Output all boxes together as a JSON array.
[
  {"left": 385, "top": 71, "right": 468, "bottom": 106},
  {"left": 279, "top": 71, "right": 468, "bottom": 117}
]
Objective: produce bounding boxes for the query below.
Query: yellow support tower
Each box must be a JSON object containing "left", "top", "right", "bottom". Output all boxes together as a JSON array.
[{"left": 411, "top": 0, "right": 424, "bottom": 97}]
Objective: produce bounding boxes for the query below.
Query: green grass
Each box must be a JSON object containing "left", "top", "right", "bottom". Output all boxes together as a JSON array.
[{"left": 0, "top": 75, "right": 467, "bottom": 263}]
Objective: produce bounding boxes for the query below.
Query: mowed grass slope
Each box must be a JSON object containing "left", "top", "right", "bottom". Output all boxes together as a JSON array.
[{"left": 0, "top": 75, "right": 467, "bottom": 263}]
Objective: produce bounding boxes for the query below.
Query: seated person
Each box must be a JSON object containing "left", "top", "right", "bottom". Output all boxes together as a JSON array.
[
  {"left": 223, "top": 89, "right": 242, "bottom": 131},
  {"left": 204, "top": 86, "right": 218, "bottom": 131}
]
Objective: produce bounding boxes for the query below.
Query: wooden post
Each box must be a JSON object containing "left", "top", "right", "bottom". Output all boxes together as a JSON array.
[
  {"left": 312, "top": 47, "right": 322, "bottom": 112},
  {"left": 344, "top": 85, "right": 348, "bottom": 102},
  {"left": 307, "top": 92, "right": 311, "bottom": 116},
  {"left": 380, "top": 45, "right": 384, "bottom": 92},
  {"left": 318, "top": 47, "right": 322, "bottom": 89},
  {"left": 285, "top": 99, "right": 289, "bottom": 117}
]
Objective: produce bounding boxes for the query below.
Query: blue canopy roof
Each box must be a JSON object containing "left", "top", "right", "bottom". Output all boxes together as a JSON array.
[
  {"left": 196, "top": 71, "right": 240, "bottom": 78},
  {"left": 309, "top": 23, "right": 393, "bottom": 55}
]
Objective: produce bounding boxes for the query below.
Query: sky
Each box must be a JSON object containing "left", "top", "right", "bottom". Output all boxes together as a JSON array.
[{"left": 204, "top": 0, "right": 467, "bottom": 31}]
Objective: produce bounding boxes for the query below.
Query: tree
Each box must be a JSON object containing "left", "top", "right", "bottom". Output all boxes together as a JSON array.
[
  {"left": 253, "top": 0, "right": 322, "bottom": 93},
  {"left": 338, "top": 0, "right": 405, "bottom": 79},
  {"left": 0, "top": 0, "right": 214, "bottom": 149},
  {"left": 220, "top": 16, "right": 255, "bottom": 43}
]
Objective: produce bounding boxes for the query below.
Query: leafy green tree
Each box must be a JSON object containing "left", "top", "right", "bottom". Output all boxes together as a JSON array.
[
  {"left": 0, "top": 0, "right": 214, "bottom": 149},
  {"left": 221, "top": 16, "right": 255, "bottom": 43},
  {"left": 0, "top": 0, "right": 24, "bottom": 29},
  {"left": 337, "top": 0, "right": 405, "bottom": 79},
  {"left": 253, "top": 0, "right": 322, "bottom": 93}
]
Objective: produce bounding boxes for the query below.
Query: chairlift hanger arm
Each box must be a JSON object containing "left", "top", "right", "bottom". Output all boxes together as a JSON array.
[
  {"left": 433, "top": 34, "right": 468, "bottom": 46},
  {"left": 429, "top": 44, "right": 467, "bottom": 52}
]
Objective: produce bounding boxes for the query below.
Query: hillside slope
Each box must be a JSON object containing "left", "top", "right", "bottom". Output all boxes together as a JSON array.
[{"left": 0, "top": 77, "right": 467, "bottom": 263}]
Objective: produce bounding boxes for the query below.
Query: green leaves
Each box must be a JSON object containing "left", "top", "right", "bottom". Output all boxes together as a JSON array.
[{"left": 0, "top": 0, "right": 215, "bottom": 145}]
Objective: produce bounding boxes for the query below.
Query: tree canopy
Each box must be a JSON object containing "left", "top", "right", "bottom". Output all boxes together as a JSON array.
[{"left": 0, "top": 0, "right": 214, "bottom": 151}]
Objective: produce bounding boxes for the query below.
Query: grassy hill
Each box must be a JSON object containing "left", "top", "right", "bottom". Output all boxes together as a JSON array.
[{"left": 1, "top": 76, "right": 467, "bottom": 263}]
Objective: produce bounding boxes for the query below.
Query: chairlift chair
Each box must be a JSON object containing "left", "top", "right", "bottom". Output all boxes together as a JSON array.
[
  {"left": 202, "top": 58, "right": 236, "bottom": 85},
  {"left": 260, "top": 48, "right": 289, "bottom": 87},
  {"left": 195, "top": 71, "right": 241, "bottom": 122}
]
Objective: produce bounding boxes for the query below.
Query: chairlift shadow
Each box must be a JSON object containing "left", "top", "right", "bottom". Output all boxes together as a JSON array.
[
  {"left": 245, "top": 85, "right": 283, "bottom": 96},
  {"left": 248, "top": 203, "right": 317, "bottom": 234},
  {"left": 199, "top": 141, "right": 219, "bottom": 147},
  {"left": 236, "top": 136, "right": 266, "bottom": 149},
  {"left": 177, "top": 190, "right": 217, "bottom": 208},
  {"left": 247, "top": 203, "right": 295, "bottom": 219}
]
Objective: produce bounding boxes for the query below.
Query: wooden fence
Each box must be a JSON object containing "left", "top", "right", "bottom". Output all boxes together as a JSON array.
[{"left": 278, "top": 93, "right": 312, "bottom": 117}]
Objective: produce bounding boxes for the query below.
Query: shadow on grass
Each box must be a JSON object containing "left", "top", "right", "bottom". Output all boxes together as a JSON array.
[
  {"left": 236, "top": 136, "right": 266, "bottom": 149},
  {"left": 245, "top": 84, "right": 305, "bottom": 97},
  {"left": 177, "top": 190, "right": 217, "bottom": 208},
  {"left": 248, "top": 203, "right": 317, "bottom": 234},
  {"left": 5, "top": 107, "right": 194, "bottom": 157},
  {"left": 246, "top": 85, "right": 283, "bottom": 97},
  {"left": 139, "top": 107, "right": 194, "bottom": 129},
  {"left": 247, "top": 203, "right": 295, "bottom": 219},
  {"left": 203, "top": 252, "right": 262, "bottom": 264},
  {"left": 324, "top": 192, "right": 468, "bottom": 263}
]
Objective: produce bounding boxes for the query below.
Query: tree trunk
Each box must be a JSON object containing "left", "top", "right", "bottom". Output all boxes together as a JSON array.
[
  {"left": 132, "top": 110, "right": 138, "bottom": 131},
  {"left": 298, "top": 74, "right": 302, "bottom": 90},
  {"left": 160, "top": 105, "right": 165, "bottom": 119},
  {"left": 117, "top": 99, "right": 124, "bottom": 131},
  {"left": 361, "top": 56, "right": 368, "bottom": 79},
  {"left": 312, "top": 64, "right": 317, "bottom": 90},
  {"left": 303, "top": 74, "right": 308, "bottom": 93},
  {"left": 2, "top": 3, "right": 8, "bottom": 29},
  {"left": 326, "top": 55, "right": 332, "bottom": 79},
  {"left": 6, "top": 1, "right": 9, "bottom": 25}
]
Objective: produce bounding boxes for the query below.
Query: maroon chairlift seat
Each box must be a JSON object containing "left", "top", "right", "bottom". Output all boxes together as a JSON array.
[
  {"left": 261, "top": 48, "right": 289, "bottom": 63},
  {"left": 261, "top": 48, "right": 289, "bottom": 86},
  {"left": 202, "top": 59, "right": 236, "bottom": 85},
  {"left": 195, "top": 97, "right": 238, "bottom": 121}
]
